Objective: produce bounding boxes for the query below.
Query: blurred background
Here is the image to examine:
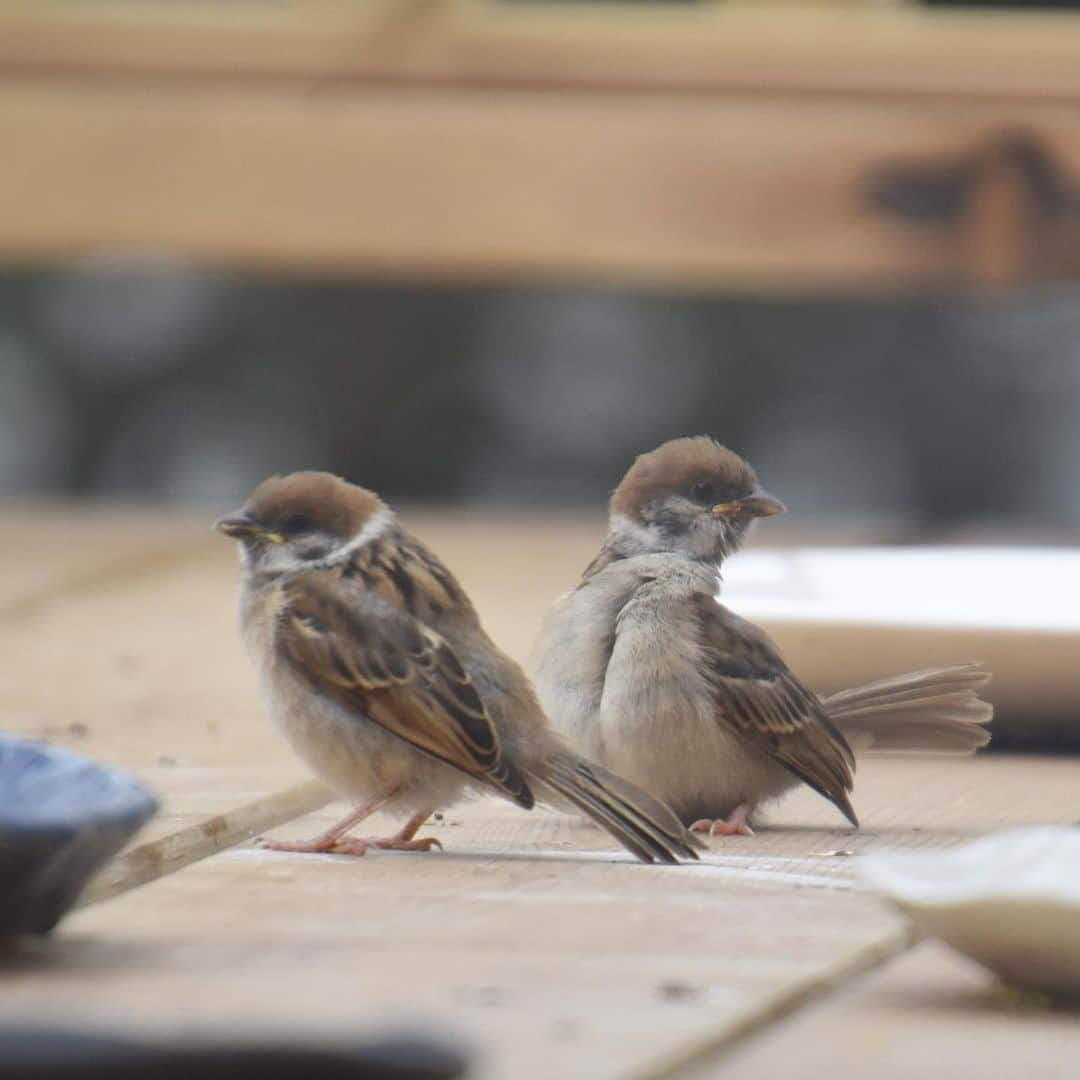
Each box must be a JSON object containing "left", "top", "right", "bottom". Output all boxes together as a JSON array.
[
  {"left": 3, "top": 266, "right": 1080, "bottom": 535},
  {"left": 1, "top": 0, "right": 1078, "bottom": 540},
  {"left": 4, "top": 8, "right": 1079, "bottom": 1071}
]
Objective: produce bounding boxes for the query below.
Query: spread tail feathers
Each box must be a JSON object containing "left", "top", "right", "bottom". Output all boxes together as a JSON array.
[
  {"left": 537, "top": 753, "right": 702, "bottom": 864},
  {"left": 821, "top": 663, "right": 992, "bottom": 756}
]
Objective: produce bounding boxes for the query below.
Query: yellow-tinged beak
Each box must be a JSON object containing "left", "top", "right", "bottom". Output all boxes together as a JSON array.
[
  {"left": 213, "top": 512, "right": 285, "bottom": 543},
  {"left": 712, "top": 489, "right": 786, "bottom": 519}
]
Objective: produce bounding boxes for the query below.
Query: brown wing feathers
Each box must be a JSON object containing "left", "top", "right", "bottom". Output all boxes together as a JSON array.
[
  {"left": 695, "top": 596, "right": 858, "bottom": 826},
  {"left": 279, "top": 572, "right": 535, "bottom": 809},
  {"left": 541, "top": 753, "right": 702, "bottom": 864},
  {"left": 343, "top": 533, "right": 468, "bottom": 622}
]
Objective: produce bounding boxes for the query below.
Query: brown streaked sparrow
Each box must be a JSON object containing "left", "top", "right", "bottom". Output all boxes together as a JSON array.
[
  {"left": 215, "top": 471, "right": 699, "bottom": 863},
  {"left": 530, "top": 437, "right": 992, "bottom": 836}
]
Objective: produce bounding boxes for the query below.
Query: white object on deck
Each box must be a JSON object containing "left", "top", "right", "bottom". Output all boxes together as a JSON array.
[{"left": 859, "top": 826, "right": 1080, "bottom": 995}]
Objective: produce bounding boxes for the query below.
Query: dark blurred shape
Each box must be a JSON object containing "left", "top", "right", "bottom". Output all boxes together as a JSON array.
[
  {"left": 940, "top": 285, "right": 1080, "bottom": 526},
  {"left": 470, "top": 290, "right": 714, "bottom": 501},
  {"left": 0, "top": 1028, "right": 466, "bottom": 1080},
  {"left": 741, "top": 393, "right": 913, "bottom": 517},
  {"left": 0, "top": 329, "right": 71, "bottom": 493},
  {"left": 31, "top": 257, "right": 228, "bottom": 383},
  {"left": 0, "top": 736, "right": 157, "bottom": 936},
  {"left": 868, "top": 131, "right": 1080, "bottom": 290},
  {"left": 1, "top": 267, "right": 1078, "bottom": 535},
  {"left": 95, "top": 381, "right": 332, "bottom": 502},
  {"left": 869, "top": 131, "right": 1075, "bottom": 226}
]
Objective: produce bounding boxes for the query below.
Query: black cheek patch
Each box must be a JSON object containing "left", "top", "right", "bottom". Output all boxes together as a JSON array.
[
  {"left": 296, "top": 538, "right": 333, "bottom": 561},
  {"left": 646, "top": 502, "right": 692, "bottom": 541}
]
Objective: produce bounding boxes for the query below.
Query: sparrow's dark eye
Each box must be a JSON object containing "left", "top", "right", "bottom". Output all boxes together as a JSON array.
[
  {"left": 282, "top": 512, "right": 313, "bottom": 535},
  {"left": 691, "top": 480, "right": 715, "bottom": 505}
]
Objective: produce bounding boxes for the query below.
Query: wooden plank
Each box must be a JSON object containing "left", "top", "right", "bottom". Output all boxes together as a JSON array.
[
  {"left": 261, "top": 754, "right": 1080, "bottom": 890},
  {"left": 3, "top": 815, "right": 910, "bottom": 1080},
  {"left": 3, "top": 3, "right": 1080, "bottom": 103},
  {"left": 0, "top": 507, "right": 197, "bottom": 613},
  {"left": 638, "top": 928, "right": 919, "bottom": 1080},
  {"left": 0, "top": 540, "right": 289, "bottom": 771},
  {"left": 4, "top": 74, "right": 1080, "bottom": 286},
  {"left": 4, "top": 5, "right": 1080, "bottom": 287},
  {"left": 710, "top": 941, "right": 1080, "bottom": 1079},
  {"left": 9, "top": 755, "right": 1078, "bottom": 1079},
  {"left": 5, "top": 510, "right": 1079, "bottom": 1073}
]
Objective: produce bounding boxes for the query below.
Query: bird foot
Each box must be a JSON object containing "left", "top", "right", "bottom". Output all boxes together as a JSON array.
[
  {"left": 330, "top": 835, "right": 444, "bottom": 856},
  {"left": 689, "top": 819, "right": 754, "bottom": 837},
  {"left": 689, "top": 805, "right": 755, "bottom": 837},
  {"left": 258, "top": 834, "right": 443, "bottom": 856},
  {"left": 257, "top": 836, "right": 340, "bottom": 854}
]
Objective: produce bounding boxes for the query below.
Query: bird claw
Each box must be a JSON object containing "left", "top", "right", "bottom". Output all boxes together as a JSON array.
[
  {"left": 689, "top": 817, "right": 755, "bottom": 838},
  {"left": 330, "top": 835, "right": 444, "bottom": 856}
]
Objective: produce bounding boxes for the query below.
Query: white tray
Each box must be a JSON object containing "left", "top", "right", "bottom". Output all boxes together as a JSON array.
[{"left": 860, "top": 826, "right": 1080, "bottom": 994}]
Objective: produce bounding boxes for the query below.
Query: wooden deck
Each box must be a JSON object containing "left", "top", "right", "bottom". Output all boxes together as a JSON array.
[{"left": 3, "top": 508, "right": 1079, "bottom": 1077}]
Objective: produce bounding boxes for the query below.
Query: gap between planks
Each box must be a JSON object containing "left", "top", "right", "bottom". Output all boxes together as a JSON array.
[{"left": 635, "top": 923, "right": 922, "bottom": 1080}]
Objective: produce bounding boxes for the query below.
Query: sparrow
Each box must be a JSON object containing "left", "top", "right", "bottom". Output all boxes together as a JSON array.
[
  {"left": 215, "top": 471, "right": 699, "bottom": 863},
  {"left": 529, "top": 437, "right": 992, "bottom": 836}
]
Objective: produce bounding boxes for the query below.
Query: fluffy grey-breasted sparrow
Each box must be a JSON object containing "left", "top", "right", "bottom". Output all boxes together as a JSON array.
[{"left": 530, "top": 437, "right": 991, "bottom": 835}]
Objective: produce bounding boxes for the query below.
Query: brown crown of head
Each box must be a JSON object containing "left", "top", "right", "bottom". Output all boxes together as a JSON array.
[
  {"left": 230, "top": 471, "right": 384, "bottom": 541},
  {"left": 610, "top": 437, "right": 760, "bottom": 522}
]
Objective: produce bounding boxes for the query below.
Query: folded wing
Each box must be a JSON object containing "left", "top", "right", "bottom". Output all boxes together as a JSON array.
[
  {"left": 278, "top": 570, "right": 534, "bottom": 809},
  {"left": 693, "top": 594, "right": 858, "bottom": 825}
]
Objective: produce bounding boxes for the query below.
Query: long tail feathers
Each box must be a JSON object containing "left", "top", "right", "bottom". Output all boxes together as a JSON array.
[
  {"left": 822, "top": 662, "right": 993, "bottom": 756},
  {"left": 537, "top": 753, "right": 702, "bottom": 865}
]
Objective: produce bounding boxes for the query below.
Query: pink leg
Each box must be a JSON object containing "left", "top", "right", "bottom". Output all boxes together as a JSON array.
[
  {"left": 329, "top": 808, "right": 442, "bottom": 856},
  {"left": 689, "top": 802, "right": 755, "bottom": 837},
  {"left": 258, "top": 790, "right": 400, "bottom": 854}
]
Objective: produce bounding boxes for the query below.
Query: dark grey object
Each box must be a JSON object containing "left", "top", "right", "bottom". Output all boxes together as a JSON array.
[
  {"left": 0, "top": 735, "right": 158, "bottom": 934},
  {"left": 0, "top": 1029, "right": 467, "bottom": 1080}
]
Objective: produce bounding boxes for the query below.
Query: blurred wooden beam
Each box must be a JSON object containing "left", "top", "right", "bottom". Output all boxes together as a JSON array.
[
  {"left": 4, "top": 2, "right": 1080, "bottom": 102},
  {"left": 2, "top": 2, "right": 1080, "bottom": 289}
]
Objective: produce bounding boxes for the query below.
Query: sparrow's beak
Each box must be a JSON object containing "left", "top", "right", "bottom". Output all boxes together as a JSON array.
[
  {"left": 712, "top": 489, "right": 786, "bottom": 519},
  {"left": 213, "top": 511, "right": 285, "bottom": 543}
]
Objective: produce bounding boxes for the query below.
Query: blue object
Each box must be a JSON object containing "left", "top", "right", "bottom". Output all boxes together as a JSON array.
[{"left": 0, "top": 735, "right": 158, "bottom": 934}]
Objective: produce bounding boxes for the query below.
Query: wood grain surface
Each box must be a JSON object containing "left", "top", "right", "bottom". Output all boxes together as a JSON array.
[
  {"left": 3, "top": 5, "right": 1080, "bottom": 287},
  {"left": 3, "top": 508, "right": 1078, "bottom": 1077}
]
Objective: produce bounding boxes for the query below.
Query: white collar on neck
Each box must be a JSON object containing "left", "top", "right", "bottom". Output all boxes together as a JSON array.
[{"left": 324, "top": 506, "right": 395, "bottom": 565}]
